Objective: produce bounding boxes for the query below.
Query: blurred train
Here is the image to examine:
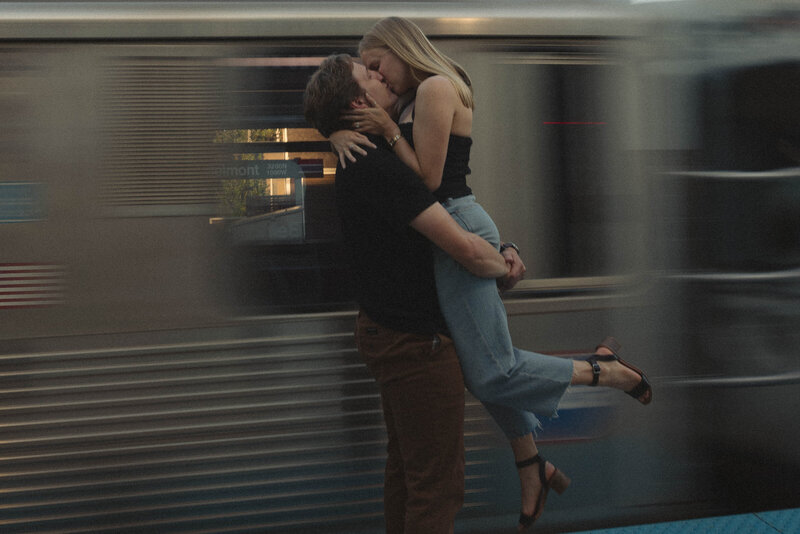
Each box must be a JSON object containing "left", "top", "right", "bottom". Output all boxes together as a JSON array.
[{"left": 1, "top": 1, "right": 799, "bottom": 532}]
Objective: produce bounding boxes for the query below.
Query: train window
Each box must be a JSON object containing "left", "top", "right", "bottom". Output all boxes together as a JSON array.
[
  {"left": 465, "top": 45, "right": 636, "bottom": 282},
  {"left": 680, "top": 61, "right": 800, "bottom": 272},
  {"left": 213, "top": 52, "right": 350, "bottom": 312},
  {"left": 697, "top": 61, "right": 800, "bottom": 172}
]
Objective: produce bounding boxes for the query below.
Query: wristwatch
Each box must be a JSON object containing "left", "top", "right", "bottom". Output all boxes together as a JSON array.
[{"left": 499, "top": 242, "right": 520, "bottom": 255}]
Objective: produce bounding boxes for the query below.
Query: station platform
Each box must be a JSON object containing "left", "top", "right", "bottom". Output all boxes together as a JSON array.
[{"left": 574, "top": 506, "right": 799, "bottom": 533}]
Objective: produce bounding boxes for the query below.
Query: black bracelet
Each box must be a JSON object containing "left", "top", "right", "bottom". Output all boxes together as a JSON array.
[{"left": 499, "top": 242, "right": 520, "bottom": 255}]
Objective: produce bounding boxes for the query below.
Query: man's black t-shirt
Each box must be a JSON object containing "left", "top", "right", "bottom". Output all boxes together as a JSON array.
[{"left": 335, "top": 139, "right": 448, "bottom": 335}]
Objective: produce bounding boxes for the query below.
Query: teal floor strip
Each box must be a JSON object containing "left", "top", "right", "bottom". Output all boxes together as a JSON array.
[{"left": 574, "top": 507, "right": 799, "bottom": 533}]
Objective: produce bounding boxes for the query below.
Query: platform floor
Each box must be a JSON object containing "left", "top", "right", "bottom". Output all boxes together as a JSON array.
[{"left": 574, "top": 506, "right": 799, "bottom": 533}]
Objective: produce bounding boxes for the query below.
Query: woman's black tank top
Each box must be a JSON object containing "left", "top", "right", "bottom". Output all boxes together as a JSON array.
[{"left": 398, "top": 122, "right": 472, "bottom": 202}]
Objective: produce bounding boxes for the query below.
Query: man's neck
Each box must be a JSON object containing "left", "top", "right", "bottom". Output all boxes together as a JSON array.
[{"left": 395, "top": 92, "right": 416, "bottom": 122}]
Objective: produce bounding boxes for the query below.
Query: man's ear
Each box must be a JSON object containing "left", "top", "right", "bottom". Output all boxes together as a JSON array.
[{"left": 350, "top": 96, "right": 368, "bottom": 109}]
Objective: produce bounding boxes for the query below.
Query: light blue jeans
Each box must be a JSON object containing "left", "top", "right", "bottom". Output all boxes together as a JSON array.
[{"left": 434, "top": 195, "right": 574, "bottom": 439}]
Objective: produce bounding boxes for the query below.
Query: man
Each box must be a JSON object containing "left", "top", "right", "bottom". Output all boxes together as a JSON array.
[{"left": 304, "top": 54, "right": 522, "bottom": 533}]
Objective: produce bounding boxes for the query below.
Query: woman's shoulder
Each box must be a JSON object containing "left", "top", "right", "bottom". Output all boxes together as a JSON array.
[
  {"left": 417, "top": 75, "right": 457, "bottom": 100},
  {"left": 416, "top": 75, "right": 472, "bottom": 135}
]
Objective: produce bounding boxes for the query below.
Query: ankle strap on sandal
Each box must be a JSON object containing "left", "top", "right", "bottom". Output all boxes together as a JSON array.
[
  {"left": 515, "top": 454, "right": 543, "bottom": 469},
  {"left": 588, "top": 357, "right": 601, "bottom": 386}
]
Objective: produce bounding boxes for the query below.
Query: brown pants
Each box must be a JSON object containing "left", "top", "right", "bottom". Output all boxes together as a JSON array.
[{"left": 356, "top": 312, "right": 465, "bottom": 534}]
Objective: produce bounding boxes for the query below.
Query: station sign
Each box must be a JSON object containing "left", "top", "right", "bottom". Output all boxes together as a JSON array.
[{"left": 215, "top": 160, "right": 303, "bottom": 180}]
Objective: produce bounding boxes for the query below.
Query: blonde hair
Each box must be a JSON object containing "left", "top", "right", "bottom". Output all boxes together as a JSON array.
[{"left": 358, "top": 16, "right": 474, "bottom": 110}]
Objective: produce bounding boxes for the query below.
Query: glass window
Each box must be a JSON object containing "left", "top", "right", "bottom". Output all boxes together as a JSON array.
[{"left": 212, "top": 51, "right": 351, "bottom": 312}]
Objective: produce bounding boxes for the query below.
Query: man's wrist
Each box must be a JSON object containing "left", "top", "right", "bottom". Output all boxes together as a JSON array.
[{"left": 499, "top": 242, "right": 520, "bottom": 255}]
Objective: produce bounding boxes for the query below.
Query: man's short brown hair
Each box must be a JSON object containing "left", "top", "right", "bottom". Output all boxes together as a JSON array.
[{"left": 304, "top": 54, "right": 364, "bottom": 137}]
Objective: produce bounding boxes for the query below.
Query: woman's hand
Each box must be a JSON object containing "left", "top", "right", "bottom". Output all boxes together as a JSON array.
[
  {"left": 329, "top": 130, "right": 376, "bottom": 168},
  {"left": 341, "top": 93, "right": 399, "bottom": 139}
]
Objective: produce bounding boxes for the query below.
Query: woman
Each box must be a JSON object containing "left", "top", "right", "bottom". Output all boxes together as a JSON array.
[{"left": 330, "top": 17, "right": 652, "bottom": 531}]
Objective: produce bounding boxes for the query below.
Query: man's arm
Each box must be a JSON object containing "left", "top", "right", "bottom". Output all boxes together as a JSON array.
[{"left": 410, "top": 203, "right": 509, "bottom": 279}]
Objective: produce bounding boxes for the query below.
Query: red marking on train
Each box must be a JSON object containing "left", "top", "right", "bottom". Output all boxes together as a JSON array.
[{"left": 0, "top": 264, "right": 66, "bottom": 309}]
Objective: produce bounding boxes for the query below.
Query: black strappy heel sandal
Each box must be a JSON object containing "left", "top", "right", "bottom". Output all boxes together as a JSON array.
[
  {"left": 586, "top": 337, "right": 653, "bottom": 405},
  {"left": 516, "top": 454, "right": 571, "bottom": 531}
]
